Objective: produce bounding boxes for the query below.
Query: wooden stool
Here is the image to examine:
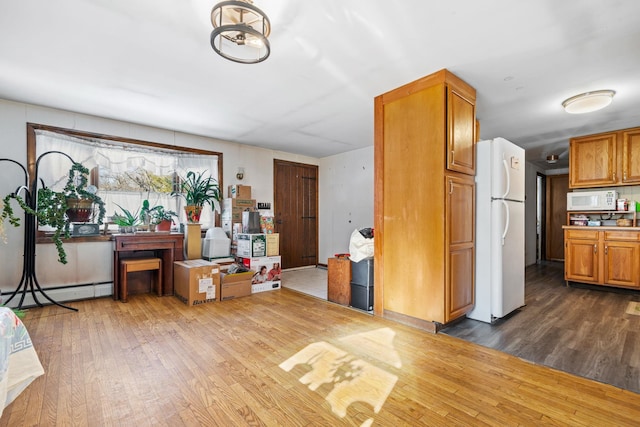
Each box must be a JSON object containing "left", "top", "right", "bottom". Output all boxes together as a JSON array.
[{"left": 119, "top": 258, "right": 162, "bottom": 303}]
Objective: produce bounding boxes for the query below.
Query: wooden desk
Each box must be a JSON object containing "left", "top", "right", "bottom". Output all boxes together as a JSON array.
[{"left": 112, "top": 233, "right": 184, "bottom": 301}]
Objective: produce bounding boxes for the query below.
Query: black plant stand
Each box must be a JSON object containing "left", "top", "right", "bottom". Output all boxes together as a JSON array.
[{"left": 1, "top": 152, "right": 79, "bottom": 312}]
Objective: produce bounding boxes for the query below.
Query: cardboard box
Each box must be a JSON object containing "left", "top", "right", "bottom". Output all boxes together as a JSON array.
[
  {"left": 240, "top": 256, "right": 282, "bottom": 293},
  {"left": 266, "top": 233, "right": 279, "bottom": 256},
  {"left": 185, "top": 223, "right": 202, "bottom": 260},
  {"left": 223, "top": 198, "right": 256, "bottom": 210},
  {"left": 174, "top": 260, "right": 220, "bottom": 306},
  {"left": 220, "top": 271, "right": 253, "bottom": 300},
  {"left": 228, "top": 185, "right": 252, "bottom": 199},
  {"left": 252, "top": 281, "right": 282, "bottom": 294},
  {"left": 237, "top": 233, "right": 266, "bottom": 258}
]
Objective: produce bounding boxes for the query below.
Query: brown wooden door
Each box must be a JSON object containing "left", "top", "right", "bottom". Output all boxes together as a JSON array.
[
  {"left": 569, "top": 133, "right": 617, "bottom": 188},
  {"left": 274, "top": 160, "right": 318, "bottom": 269},
  {"left": 445, "top": 173, "right": 475, "bottom": 322},
  {"left": 545, "top": 174, "right": 568, "bottom": 261}
]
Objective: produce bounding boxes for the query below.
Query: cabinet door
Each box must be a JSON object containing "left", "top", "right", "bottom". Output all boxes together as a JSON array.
[
  {"left": 622, "top": 128, "right": 640, "bottom": 184},
  {"left": 446, "top": 87, "right": 476, "bottom": 176},
  {"left": 569, "top": 133, "right": 617, "bottom": 188},
  {"left": 445, "top": 174, "right": 475, "bottom": 322},
  {"left": 603, "top": 241, "right": 640, "bottom": 288},
  {"left": 565, "top": 238, "right": 600, "bottom": 283}
]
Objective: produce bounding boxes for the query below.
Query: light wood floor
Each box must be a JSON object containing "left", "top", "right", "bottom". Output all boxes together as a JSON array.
[{"left": 3, "top": 287, "right": 640, "bottom": 426}]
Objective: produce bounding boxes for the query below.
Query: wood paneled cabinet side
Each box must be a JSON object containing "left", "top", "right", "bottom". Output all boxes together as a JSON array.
[
  {"left": 445, "top": 173, "right": 475, "bottom": 322},
  {"left": 569, "top": 133, "right": 617, "bottom": 188},
  {"left": 373, "top": 69, "right": 476, "bottom": 329},
  {"left": 622, "top": 128, "right": 640, "bottom": 184}
]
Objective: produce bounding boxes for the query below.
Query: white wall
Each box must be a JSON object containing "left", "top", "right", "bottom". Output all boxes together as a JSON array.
[
  {"left": 319, "top": 146, "right": 374, "bottom": 264},
  {"left": 0, "top": 98, "right": 319, "bottom": 299}
]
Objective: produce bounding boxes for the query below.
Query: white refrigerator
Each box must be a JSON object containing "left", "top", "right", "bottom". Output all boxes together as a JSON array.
[{"left": 467, "top": 137, "right": 525, "bottom": 323}]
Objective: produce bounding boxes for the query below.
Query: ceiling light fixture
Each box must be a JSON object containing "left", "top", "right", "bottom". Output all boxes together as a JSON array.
[
  {"left": 210, "top": 0, "right": 271, "bottom": 64},
  {"left": 546, "top": 154, "right": 559, "bottom": 164},
  {"left": 561, "top": 90, "right": 616, "bottom": 114}
]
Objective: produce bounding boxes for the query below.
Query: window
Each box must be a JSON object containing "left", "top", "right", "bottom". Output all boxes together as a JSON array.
[{"left": 27, "top": 123, "right": 223, "bottom": 232}]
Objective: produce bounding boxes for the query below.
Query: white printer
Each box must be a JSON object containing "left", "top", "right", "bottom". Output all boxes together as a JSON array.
[{"left": 202, "top": 227, "right": 231, "bottom": 258}]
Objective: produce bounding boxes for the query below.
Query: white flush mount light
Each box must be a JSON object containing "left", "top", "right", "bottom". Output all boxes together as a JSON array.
[
  {"left": 210, "top": 0, "right": 271, "bottom": 64},
  {"left": 546, "top": 154, "right": 558, "bottom": 164},
  {"left": 562, "top": 90, "right": 616, "bottom": 114}
]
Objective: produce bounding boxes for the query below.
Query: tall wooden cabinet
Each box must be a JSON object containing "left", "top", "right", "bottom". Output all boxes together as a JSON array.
[
  {"left": 569, "top": 127, "right": 640, "bottom": 188},
  {"left": 374, "top": 69, "right": 476, "bottom": 331}
]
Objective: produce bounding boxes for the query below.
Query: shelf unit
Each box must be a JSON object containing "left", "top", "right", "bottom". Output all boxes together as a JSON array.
[{"left": 567, "top": 210, "right": 638, "bottom": 227}]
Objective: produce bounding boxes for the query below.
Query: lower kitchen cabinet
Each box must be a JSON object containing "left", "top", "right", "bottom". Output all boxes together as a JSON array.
[{"left": 564, "top": 227, "right": 640, "bottom": 289}]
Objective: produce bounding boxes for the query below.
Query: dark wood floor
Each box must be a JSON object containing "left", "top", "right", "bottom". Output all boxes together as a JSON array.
[{"left": 443, "top": 261, "right": 640, "bottom": 393}]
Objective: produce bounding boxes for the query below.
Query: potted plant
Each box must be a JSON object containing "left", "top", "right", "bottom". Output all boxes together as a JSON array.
[
  {"left": 171, "top": 170, "right": 221, "bottom": 223},
  {"left": 1, "top": 162, "right": 106, "bottom": 264},
  {"left": 63, "top": 163, "right": 106, "bottom": 224},
  {"left": 112, "top": 204, "right": 141, "bottom": 233},
  {"left": 139, "top": 200, "right": 177, "bottom": 232},
  {"left": 149, "top": 206, "right": 178, "bottom": 232}
]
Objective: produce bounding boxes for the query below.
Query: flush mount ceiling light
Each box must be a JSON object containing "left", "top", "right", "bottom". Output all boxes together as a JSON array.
[
  {"left": 562, "top": 90, "right": 616, "bottom": 114},
  {"left": 546, "top": 154, "right": 559, "bottom": 164},
  {"left": 210, "top": 0, "right": 271, "bottom": 64}
]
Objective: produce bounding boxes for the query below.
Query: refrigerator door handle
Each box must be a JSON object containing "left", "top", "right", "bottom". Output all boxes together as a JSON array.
[
  {"left": 501, "top": 199, "right": 510, "bottom": 246},
  {"left": 501, "top": 158, "right": 511, "bottom": 199}
]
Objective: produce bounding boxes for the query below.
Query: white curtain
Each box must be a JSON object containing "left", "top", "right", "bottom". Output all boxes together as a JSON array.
[{"left": 34, "top": 130, "right": 219, "bottom": 227}]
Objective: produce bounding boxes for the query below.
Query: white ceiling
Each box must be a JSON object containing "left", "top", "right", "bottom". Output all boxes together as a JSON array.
[{"left": 1, "top": 1, "right": 639, "bottom": 171}]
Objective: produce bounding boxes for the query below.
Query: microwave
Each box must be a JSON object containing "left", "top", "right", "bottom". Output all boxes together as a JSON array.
[{"left": 567, "top": 190, "right": 618, "bottom": 211}]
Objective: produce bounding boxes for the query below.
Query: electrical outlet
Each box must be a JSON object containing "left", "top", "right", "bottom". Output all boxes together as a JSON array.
[{"left": 257, "top": 202, "right": 271, "bottom": 209}]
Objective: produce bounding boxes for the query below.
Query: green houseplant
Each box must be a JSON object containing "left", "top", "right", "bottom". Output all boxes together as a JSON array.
[
  {"left": 140, "top": 200, "right": 177, "bottom": 232},
  {"left": 171, "top": 170, "right": 221, "bottom": 223},
  {"left": 112, "top": 204, "right": 142, "bottom": 233},
  {"left": 1, "top": 162, "right": 106, "bottom": 264}
]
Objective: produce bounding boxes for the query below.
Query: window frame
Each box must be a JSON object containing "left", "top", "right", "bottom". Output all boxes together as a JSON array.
[{"left": 27, "top": 122, "right": 224, "bottom": 240}]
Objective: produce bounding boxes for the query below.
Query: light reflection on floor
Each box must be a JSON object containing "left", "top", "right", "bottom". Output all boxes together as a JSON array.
[{"left": 279, "top": 327, "right": 399, "bottom": 426}]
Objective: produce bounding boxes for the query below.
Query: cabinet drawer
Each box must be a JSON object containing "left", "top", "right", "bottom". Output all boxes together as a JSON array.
[
  {"left": 604, "top": 230, "right": 640, "bottom": 241},
  {"left": 565, "top": 229, "right": 600, "bottom": 240}
]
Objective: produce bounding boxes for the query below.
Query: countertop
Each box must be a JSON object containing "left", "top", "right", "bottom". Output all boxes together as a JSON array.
[{"left": 563, "top": 225, "right": 640, "bottom": 231}]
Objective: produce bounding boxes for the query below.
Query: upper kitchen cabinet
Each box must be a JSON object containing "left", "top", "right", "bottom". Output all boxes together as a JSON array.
[
  {"left": 569, "top": 127, "right": 640, "bottom": 188},
  {"left": 447, "top": 86, "right": 476, "bottom": 175},
  {"left": 622, "top": 128, "right": 640, "bottom": 184}
]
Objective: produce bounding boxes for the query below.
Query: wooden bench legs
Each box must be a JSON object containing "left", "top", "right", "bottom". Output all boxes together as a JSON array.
[{"left": 119, "top": 258, "right": 162, "bottom": 303}]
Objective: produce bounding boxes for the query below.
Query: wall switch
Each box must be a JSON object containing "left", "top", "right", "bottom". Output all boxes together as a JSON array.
[{"left": 257, "top": 202, "right": 271, "bottom": 209}]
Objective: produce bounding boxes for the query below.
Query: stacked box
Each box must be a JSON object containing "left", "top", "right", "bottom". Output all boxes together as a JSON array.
[
  {"left": 174, "top": 260, "right": 220, "bottom": 306},
  {"left": 237, "top": 233, "right": 266, "bottom": 258},
  {"left": 228, "top": 185, "right": 251, "bottom": 199},
  {"left": 266, "top": 233, "right": 279, "bottom": 256},
  {"left": 220, "top": 271, "right": 253, "bottom": 300},
  {"left": 240, "top": 255, "right": 282, "bottom": 294},
  {"left": 222, "top": 198, "right": 256, "bottom": 223}
]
